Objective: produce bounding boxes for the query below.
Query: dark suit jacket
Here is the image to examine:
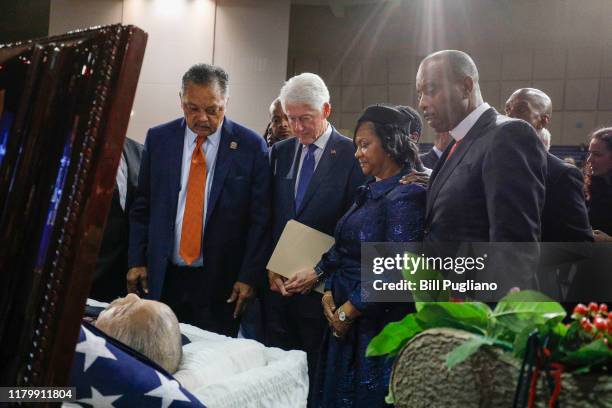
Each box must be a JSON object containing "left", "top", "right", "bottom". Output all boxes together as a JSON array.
[
  {"left": 426, "top": 108, "right": 547, "bottom": 291},
  {"left": 129, "top": 118, "right": 271, "bottom": 301},
  {"left": 91, "top": 138, "right": 143, "bottom": 302},
  {"left": 270, "top": 129, "right": 366, "bottom": 244},
  {"left": 419, "top": 149, "right": 439, "bottom": 170},
  {"left": 588, "top": 174, "right": 612, "bottom": 235},
  {"left": 542, "top": 154, "right": 592, "bottom": 242},
  {"left": 269, "top": 129, "right": 366, "bottom": 316}
]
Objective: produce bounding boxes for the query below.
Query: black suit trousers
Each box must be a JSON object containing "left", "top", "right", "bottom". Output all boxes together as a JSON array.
[
  {"left": 161, "top": 263, "right": 240, "bottom": 337},
  {"left": 263, "top": 289, "right": 327, "bottom": 403}
]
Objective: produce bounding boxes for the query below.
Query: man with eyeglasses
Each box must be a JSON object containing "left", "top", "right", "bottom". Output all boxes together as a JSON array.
[
  {"left": 264, "top": 73, "right": 365, "bottom": 403},
  {"left": 128, "top": 63, "right": 271, "bottom": 337}
]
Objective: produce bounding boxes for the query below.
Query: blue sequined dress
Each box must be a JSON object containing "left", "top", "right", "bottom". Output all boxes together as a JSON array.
[{"left": 313, "top": 171, "right": 425, "bottom": 408}]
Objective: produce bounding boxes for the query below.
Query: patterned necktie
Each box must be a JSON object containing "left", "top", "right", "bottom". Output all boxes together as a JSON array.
[
  {"left": 180, "top": 135, "right": 207, "bottom": 265},
  {"left": 295, "top": 143, "right": 317, "bottom": 211}
]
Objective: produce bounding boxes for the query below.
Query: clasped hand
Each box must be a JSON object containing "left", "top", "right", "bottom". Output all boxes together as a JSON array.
[
  {"left": 269, "top": 269, "right": 318, "bottom": 296},
  {"left": 321, "top": 291, "right": 358, "bottom": 338}
]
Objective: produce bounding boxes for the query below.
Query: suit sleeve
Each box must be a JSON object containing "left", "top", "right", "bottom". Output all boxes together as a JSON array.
[
  {"left": 555, "top": 165, "right": 594, "bottom": 242},
  {"left": 349, "top": 186, "right": 426, "bottom": 314},
  {"left": 238, "top": 138, "right": 272, "bottom": 288},
  {"left": 484, "top": 121, "right": 546, "bottom": 241},
  {"left": 316, "top": 242, "right": 343, "bottom": 291},
  {"left": 128, "top": 131, "right": 151, "bottom": 269},
  {"left": 482, "top": 121, "right": 547, "bottom": 290}
]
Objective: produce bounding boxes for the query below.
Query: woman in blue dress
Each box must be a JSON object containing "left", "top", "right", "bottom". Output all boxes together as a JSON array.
[{"left": 287, "top": 104, "right": 426, "bottom": 407}]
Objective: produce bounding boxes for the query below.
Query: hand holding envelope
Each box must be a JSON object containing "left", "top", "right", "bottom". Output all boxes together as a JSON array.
[
  {"left": 284, "top": 268, "right": 318, "bottom": 295},
  {"left": 267, "top": 220, "right": 335, "bottom": 296}
]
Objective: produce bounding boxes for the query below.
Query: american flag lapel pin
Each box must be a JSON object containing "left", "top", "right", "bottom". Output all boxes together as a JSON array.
[
  {"left": 330, "top": 149, "right": 337, "bottom": 156},
  {"left": 230, "top": 141, "right": 238, "bottom": 150}
]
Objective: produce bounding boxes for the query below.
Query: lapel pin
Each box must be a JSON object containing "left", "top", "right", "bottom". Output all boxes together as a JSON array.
[
  {"left": 230, "top": 141, "right": 238, "bottom": 150},
  {"left": 330, "top": 149, "right": 337, "bottom": 156}
]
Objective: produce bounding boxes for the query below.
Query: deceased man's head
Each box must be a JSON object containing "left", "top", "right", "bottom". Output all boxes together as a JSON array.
[{"left": 95, "top": 294, "right": 182, "bottom": 374}]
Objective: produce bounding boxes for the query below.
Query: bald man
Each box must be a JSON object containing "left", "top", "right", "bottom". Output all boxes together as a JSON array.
[
  {"left": 416, "top": 50, "right": 547, "bottom": 293},
  {"left": 505, "top": 88, "right": 592, "bottom": 243},
  {"left": 95, "top": 294, "right": 182, "bottom": 374}
]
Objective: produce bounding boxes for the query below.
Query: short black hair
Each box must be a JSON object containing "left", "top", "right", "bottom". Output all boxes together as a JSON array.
[
  {"left": 354, "top": 104, "right": 420, "bottom": 169},
  {"left": 396, "top": 105, "right": 422, "bottom": 137},
  {"left": 181, "top": 63, "right": 229, "bottom": 96}
]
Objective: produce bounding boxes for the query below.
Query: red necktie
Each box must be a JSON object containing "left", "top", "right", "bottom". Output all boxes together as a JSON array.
[
  {"left": 179, "top": 136, "right": 207, "bottom": 265},
  {"left": 447, "top": 139, "right": 462, "bottom": 159}
]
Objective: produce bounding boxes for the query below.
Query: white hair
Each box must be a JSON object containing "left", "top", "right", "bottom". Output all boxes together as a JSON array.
[
  {"left": 105, "top": 302, "right": 182, "bottom": 374},
  {"left": 279, "top": 73, "right": 330, "bottom": 112},
  {"left": 538, "top": 128, "right": 551, "bottom": 151}
]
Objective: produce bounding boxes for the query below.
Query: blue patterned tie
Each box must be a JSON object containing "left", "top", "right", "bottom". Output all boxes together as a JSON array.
[{"left": 295, "top": 143, "right": 317, "bottom": 210}]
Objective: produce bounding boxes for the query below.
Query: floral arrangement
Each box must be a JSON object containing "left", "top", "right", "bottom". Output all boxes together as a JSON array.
[{"left": 367, "top": 292, "right": 612, "bottom": 373}]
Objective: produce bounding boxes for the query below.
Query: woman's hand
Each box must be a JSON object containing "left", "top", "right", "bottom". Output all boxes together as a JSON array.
[
  {"left": 322, "top": 291, "right": 337, "bottom": 324},
  {"left": 593, "top": 229, "right": 612, "bottom": 242},
  {"left": 399, "top": 170, "right": 430, "bottom": 187},
  {"left": 330, "top": 301, "right": 362, "bottom": 338},
  {"left": 284, "top": 268, "right": 318, "bottom": 295}
]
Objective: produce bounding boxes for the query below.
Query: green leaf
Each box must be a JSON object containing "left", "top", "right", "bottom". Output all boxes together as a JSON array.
[
  {"left": 366, "top": 314, "right": 423, "bottom": 357},
  {"left": 561, "top": 339, "right": 612, "bottom": 367},
  {"left": 512, "top": 327, "right": 534, "bottom": 359},
  {"left": 401, "top": 252, "right": 450, "bottom": 302},
  {"left": 446, "top": 336, "right": 495, "bottom": 368},
  {"left": 385, "top": 383, "right": 395, "bottom": 404},
  {"left": 491, "top": 290, "right": 565, "bottom": 334},
  {"left": 416, "top": 302, "right": 489, "bottom": 335}
]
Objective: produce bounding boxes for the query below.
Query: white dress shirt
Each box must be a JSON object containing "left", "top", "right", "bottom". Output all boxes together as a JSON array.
[
  {"left": 449, "top": 102, "right": 491, "bottom": 142},
  {"left": 294, "top": 123, "right": 332, "bottom": 197},
  {"left": 432, "top": 145, "right": 444, "bottom": 158},
  {"left": 172, "top": 122, "right": 222, "bottom": 266}
]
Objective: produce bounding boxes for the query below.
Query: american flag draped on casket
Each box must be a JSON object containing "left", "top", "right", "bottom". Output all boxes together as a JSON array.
[{"left": 69, "top": 322, "right": 205, "bottom": 408}]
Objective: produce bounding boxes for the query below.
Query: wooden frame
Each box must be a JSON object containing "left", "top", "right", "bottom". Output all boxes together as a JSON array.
[{"left": 0, "top": 24, "right": 147, "bottom": 395}]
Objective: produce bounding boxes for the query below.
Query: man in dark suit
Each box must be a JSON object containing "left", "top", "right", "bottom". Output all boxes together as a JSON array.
[
  {"left": 505, "top": 88, "right": 593, "bottom": 299},
  {"left": 505, "top": 88, "right": 593, "bottom": 243},
  {"left": 90, "top": 138, "right": 143, "bottom": 303},
  {"left": 417, "top": 50, "right": 547, "bottom": 293},
  {"left": 419, "top": 131, "right": 450, "bottom": 170},
  {"left": 264, "top": 73, "right": 365, "bottom": 398},
  {"left": 128, "top": 64, "right": 270, "bottom": 337}
]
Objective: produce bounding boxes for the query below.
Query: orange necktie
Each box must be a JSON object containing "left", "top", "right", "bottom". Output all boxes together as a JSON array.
[{"left": 179, "top": 135, "right": 207, "bottom": 265}]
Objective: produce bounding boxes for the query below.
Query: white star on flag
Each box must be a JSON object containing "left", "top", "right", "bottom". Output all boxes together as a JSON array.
[
  {"left": 75, "top": 326, "right": 116, "bottom": 371},
  {"left": 145, "top": 372, "right": 191, "bottom": 408},
  {"left": 77, "top": 386, "right": 121, "bottom": 408}
]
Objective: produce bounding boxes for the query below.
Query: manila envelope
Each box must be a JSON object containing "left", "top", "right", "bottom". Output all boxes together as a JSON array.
[{"left": 267, "top": 220, "right": 335, "bottom": 294}]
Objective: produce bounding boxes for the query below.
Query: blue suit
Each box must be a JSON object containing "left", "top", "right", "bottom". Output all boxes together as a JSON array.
[
  {"left": 266, "top": 128, "right": 365, "bottom": 400},
  {"left": 129, "top": 117, "right": 270, "bottom": 334}
]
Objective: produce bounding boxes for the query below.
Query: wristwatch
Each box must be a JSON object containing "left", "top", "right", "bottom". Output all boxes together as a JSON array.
[{"left": 338, "top": 307, "right": 350, "bottom": 322}]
